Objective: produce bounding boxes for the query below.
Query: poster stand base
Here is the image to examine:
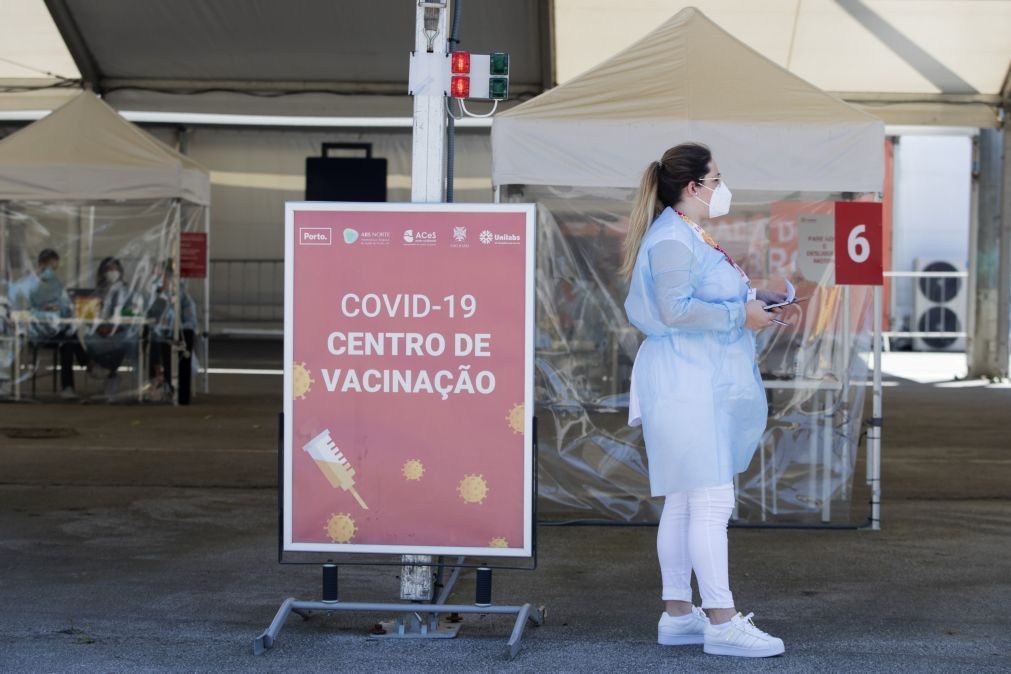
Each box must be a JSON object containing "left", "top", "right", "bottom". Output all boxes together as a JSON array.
[
  {"left": 254, "top": 563, "right": 545, "bottom": 659},
  {"left": 254, "top": 599, "right": 544, "bottom": 659}
]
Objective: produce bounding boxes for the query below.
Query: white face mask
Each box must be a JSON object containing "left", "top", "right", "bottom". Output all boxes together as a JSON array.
[
  {"left": 105, "top": 270, "right": 121, "bottom": 283},
  {"left": 694, "top": 180, "right": 733, "bottom": 219}
]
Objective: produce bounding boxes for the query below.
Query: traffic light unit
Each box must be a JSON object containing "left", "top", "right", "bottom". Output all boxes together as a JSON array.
[{"left": 449, "top": 51, "right": 509, "bottom": 101}]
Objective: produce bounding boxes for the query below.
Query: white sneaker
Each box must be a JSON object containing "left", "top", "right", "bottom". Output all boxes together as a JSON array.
[
  {"left": 60, "top": 387, "right": 78, "bottom": 400},
  {"left": 704, "top": 612, "right": 785, "bottom": 657},
  {"left": 658, "top": 606, "right": 709, "bottom": 646}
]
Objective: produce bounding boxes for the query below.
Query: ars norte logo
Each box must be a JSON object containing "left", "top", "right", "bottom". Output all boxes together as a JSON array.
[
  {"left": 342, "top": 228, "right": 391, "bottom": 246},
  {"left": 403, "top": 229, "right": 437, "bottom": 246}
]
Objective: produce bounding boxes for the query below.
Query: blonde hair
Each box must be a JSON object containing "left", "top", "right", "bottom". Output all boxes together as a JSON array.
[
  {"left": 620, "top": 162, "right": 661, "bottom": 281},
  {"left": 620, "top": 143, "right": 713, "bottom": 281}
]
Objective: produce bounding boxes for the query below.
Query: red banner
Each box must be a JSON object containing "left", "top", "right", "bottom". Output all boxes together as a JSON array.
[
  {"left": 179, "top": 232, "right": 208, "bottom": 278},
  {"left": 283, "top": 203, "right": 535, "bottom": 557}
]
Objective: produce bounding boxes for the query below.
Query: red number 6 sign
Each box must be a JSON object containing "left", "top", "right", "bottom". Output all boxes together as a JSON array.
[{"left": 835, "top": 202, "right": 883, "bottom": 286}]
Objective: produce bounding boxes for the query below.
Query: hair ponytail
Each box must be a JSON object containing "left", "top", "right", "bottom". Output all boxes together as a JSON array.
[
  {"left": 620, "top": 143, "right": 712, "bottom": 282},
  {"left": 620, "top": 161, "right": 661, "bottom": 281}
]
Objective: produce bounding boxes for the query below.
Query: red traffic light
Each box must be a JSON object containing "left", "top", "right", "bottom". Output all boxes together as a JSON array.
[
  {"left": 451, "top": 51, "right": 470, "bottom": 74},
  {"left": 451, "top": 75, "right": 470, "bottom": 98}
]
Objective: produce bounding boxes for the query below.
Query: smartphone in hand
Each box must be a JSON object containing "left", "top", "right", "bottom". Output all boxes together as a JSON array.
[{"left": 764, "top": 296, "right": 811, "bottom": 311}]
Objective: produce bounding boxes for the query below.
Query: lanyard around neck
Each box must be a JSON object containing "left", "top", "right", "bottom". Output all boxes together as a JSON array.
[{"left": 673, "top": 209, "right": 749, "bottom": 282}]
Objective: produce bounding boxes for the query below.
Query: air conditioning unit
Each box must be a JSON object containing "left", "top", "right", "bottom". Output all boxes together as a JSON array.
[{"left": 912, "top": 258, "right": 966, "bottom": 351}]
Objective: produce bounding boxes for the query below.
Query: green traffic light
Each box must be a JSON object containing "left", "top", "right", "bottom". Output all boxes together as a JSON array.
[
  {"left": 490, "top": 52, "right": 509, "bottom": 76},
  {"left": 489, "top": 77, "right": 509, "bottom": 100}
]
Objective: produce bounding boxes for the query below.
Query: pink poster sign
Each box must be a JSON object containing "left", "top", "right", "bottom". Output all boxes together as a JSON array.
[{"left": 283, "top": 202, "right": 535, "bottom": 557}]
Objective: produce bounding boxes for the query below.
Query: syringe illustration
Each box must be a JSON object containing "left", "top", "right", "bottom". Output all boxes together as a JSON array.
[{"left": 302, "top": 429, "right": 369, "bottom": 510}]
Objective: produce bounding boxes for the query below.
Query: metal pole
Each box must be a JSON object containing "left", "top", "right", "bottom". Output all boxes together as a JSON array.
[
  {"left": 871, "top": 285, "right": 883, "bottom": 530},
  {"left": 402, "top": 0, "right": 449, "bottom": 603},
  {"left": 966, "top": 134, "right": 981, "bottom": 370},
  {"left": 203, "top": 206, "right": 211, "bottom": 394},
  {"left": 996, "top": 122, "right": 1011, "bottom": 378},
  {"left": 172, "top": 199, "right": 182, "bottom": 405},
  {"left": 821, "top": 388, "right": 833, "bottom": 523},
  {"left": 1, "top": 201, "right": 13, "bottom": 400},
  {"left": 84, "top": 206, "right": 95, "bottom": 286},
  {"left": 0, "top": 201, "right": 6, "bottom": 281}
]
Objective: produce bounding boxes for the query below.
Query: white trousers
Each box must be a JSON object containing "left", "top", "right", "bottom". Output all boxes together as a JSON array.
[{"left": 656, "top": 482, "right": 735, "bottom": 609}]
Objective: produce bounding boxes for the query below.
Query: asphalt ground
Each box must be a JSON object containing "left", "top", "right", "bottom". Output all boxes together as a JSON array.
[{"left": 1, "top": 343, "right": 1009, "bottom": 672}]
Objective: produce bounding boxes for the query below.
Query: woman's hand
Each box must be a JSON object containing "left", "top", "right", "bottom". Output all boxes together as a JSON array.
[{"left": 745, "top": 299, "right": 777, "bottom": 331}]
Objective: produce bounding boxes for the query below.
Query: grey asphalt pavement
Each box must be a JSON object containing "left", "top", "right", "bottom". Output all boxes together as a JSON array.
[{"left": 1, "top": 343, "right": 1009, "bottom": 672}]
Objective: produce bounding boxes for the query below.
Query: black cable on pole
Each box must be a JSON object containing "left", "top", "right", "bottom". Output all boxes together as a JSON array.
[{"left": 446, "top": 0, "right": 462, "bottom": 203}]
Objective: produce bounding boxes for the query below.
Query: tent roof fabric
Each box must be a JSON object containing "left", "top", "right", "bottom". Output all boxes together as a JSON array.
[
  {"left": 492, "top": 7, "right": 884, "bottom": 192},
  {"left": 1, "top": 1, "right": 1007, "bottom": 125},
  {"left": 28, "top": 0, "right": 550, "bottom": 115},
  {"left": 0, "top": 91, "right": 209, "bottom": 204}
]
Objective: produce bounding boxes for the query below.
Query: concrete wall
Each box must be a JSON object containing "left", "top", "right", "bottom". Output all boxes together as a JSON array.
[
  {"left": 159, "top": 125, "right": 494, "bottom": 261},
  {"left": 891, "top": 134, "right": 973, "bottom": 329}
]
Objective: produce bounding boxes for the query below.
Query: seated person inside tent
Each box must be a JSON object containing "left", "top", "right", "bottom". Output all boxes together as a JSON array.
[
  {"left": 145, "top": 259, "right": 198, "bottom": 403},
  {"left": 16, "top": 249, "right": 86, "bottom": 398},
  {"left": 84, "top": 256, "right": 139, "bottom": 398}
]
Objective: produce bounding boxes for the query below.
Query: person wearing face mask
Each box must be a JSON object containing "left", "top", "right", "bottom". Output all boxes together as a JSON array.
[
  {"left": 145, "top": 259, "right": 198, "bottom": 403},
  {"left": 621, "top": 143, "right": 786, "bottom": 658},
  {"left": 26, "top": 249, "right": 84, "bottom": 399},
  {"left": 85, "top": 256, "right": 135, "bottom": 399}
]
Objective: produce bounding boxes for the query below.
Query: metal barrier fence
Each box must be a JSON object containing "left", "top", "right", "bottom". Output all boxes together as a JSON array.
[
  {"left": 210, "top": 259, "right": 284, "bottom": 324},
  {"left": 208, "top": 263, "right": 975, "bottom": 351}
]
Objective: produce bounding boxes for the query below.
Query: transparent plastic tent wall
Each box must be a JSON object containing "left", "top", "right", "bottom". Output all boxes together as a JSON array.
[
  {"left": 0, "top": 199, "right": 207, "bottom": 402},
  {"left": 503, "top": 185, "right": 876, "bottom": 525}
]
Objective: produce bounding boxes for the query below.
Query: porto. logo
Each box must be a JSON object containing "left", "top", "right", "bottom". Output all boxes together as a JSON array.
[
  {"left": 343, "top": 228, "right": 359, "bottom": 244},
  {"left": 299, "top": 227, "right": 333, "bottom": 246}
]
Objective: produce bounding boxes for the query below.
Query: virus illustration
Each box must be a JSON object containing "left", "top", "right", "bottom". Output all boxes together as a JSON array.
[
  {"left": 488, "top": 537, "right": 508, "bottom": 548},
  {"left": 324, "top": 513, "right": 357, "bottom": 543},
  {"left": 402, "top": 459, "right": 425, "bottom": 481},
  {"left": 458, "top": 474, "right": 489, "bottom": 504},
  {"left": 506, "top": 403, "right": 525, "bottom": 434},
  {"left": 292, "top": 361, "right": 315, "bottom": 400}
]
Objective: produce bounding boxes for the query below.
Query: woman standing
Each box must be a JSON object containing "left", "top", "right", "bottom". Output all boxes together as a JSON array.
[{"left": 623, "top": 143, "right": 785, "bottom": 658}]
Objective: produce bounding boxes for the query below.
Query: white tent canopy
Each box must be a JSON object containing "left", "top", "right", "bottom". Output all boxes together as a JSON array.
[
  {"left": 492, "top": 7, "right": 885, "bottom": 193},
  {"left": 0, "top": 91, "right": 209, "bottom": 204},
  {"left": 1, "top": 1, "right": 1006, "bottom": 125}
]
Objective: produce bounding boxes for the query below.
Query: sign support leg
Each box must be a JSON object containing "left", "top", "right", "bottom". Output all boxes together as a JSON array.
[{"left": 253, "top": 560, "right": 546, "bottom": 659}]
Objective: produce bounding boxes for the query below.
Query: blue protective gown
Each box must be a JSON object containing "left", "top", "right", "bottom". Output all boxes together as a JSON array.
[{"left": 624, "top": 207, "right": 767, "bottom": 497}]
